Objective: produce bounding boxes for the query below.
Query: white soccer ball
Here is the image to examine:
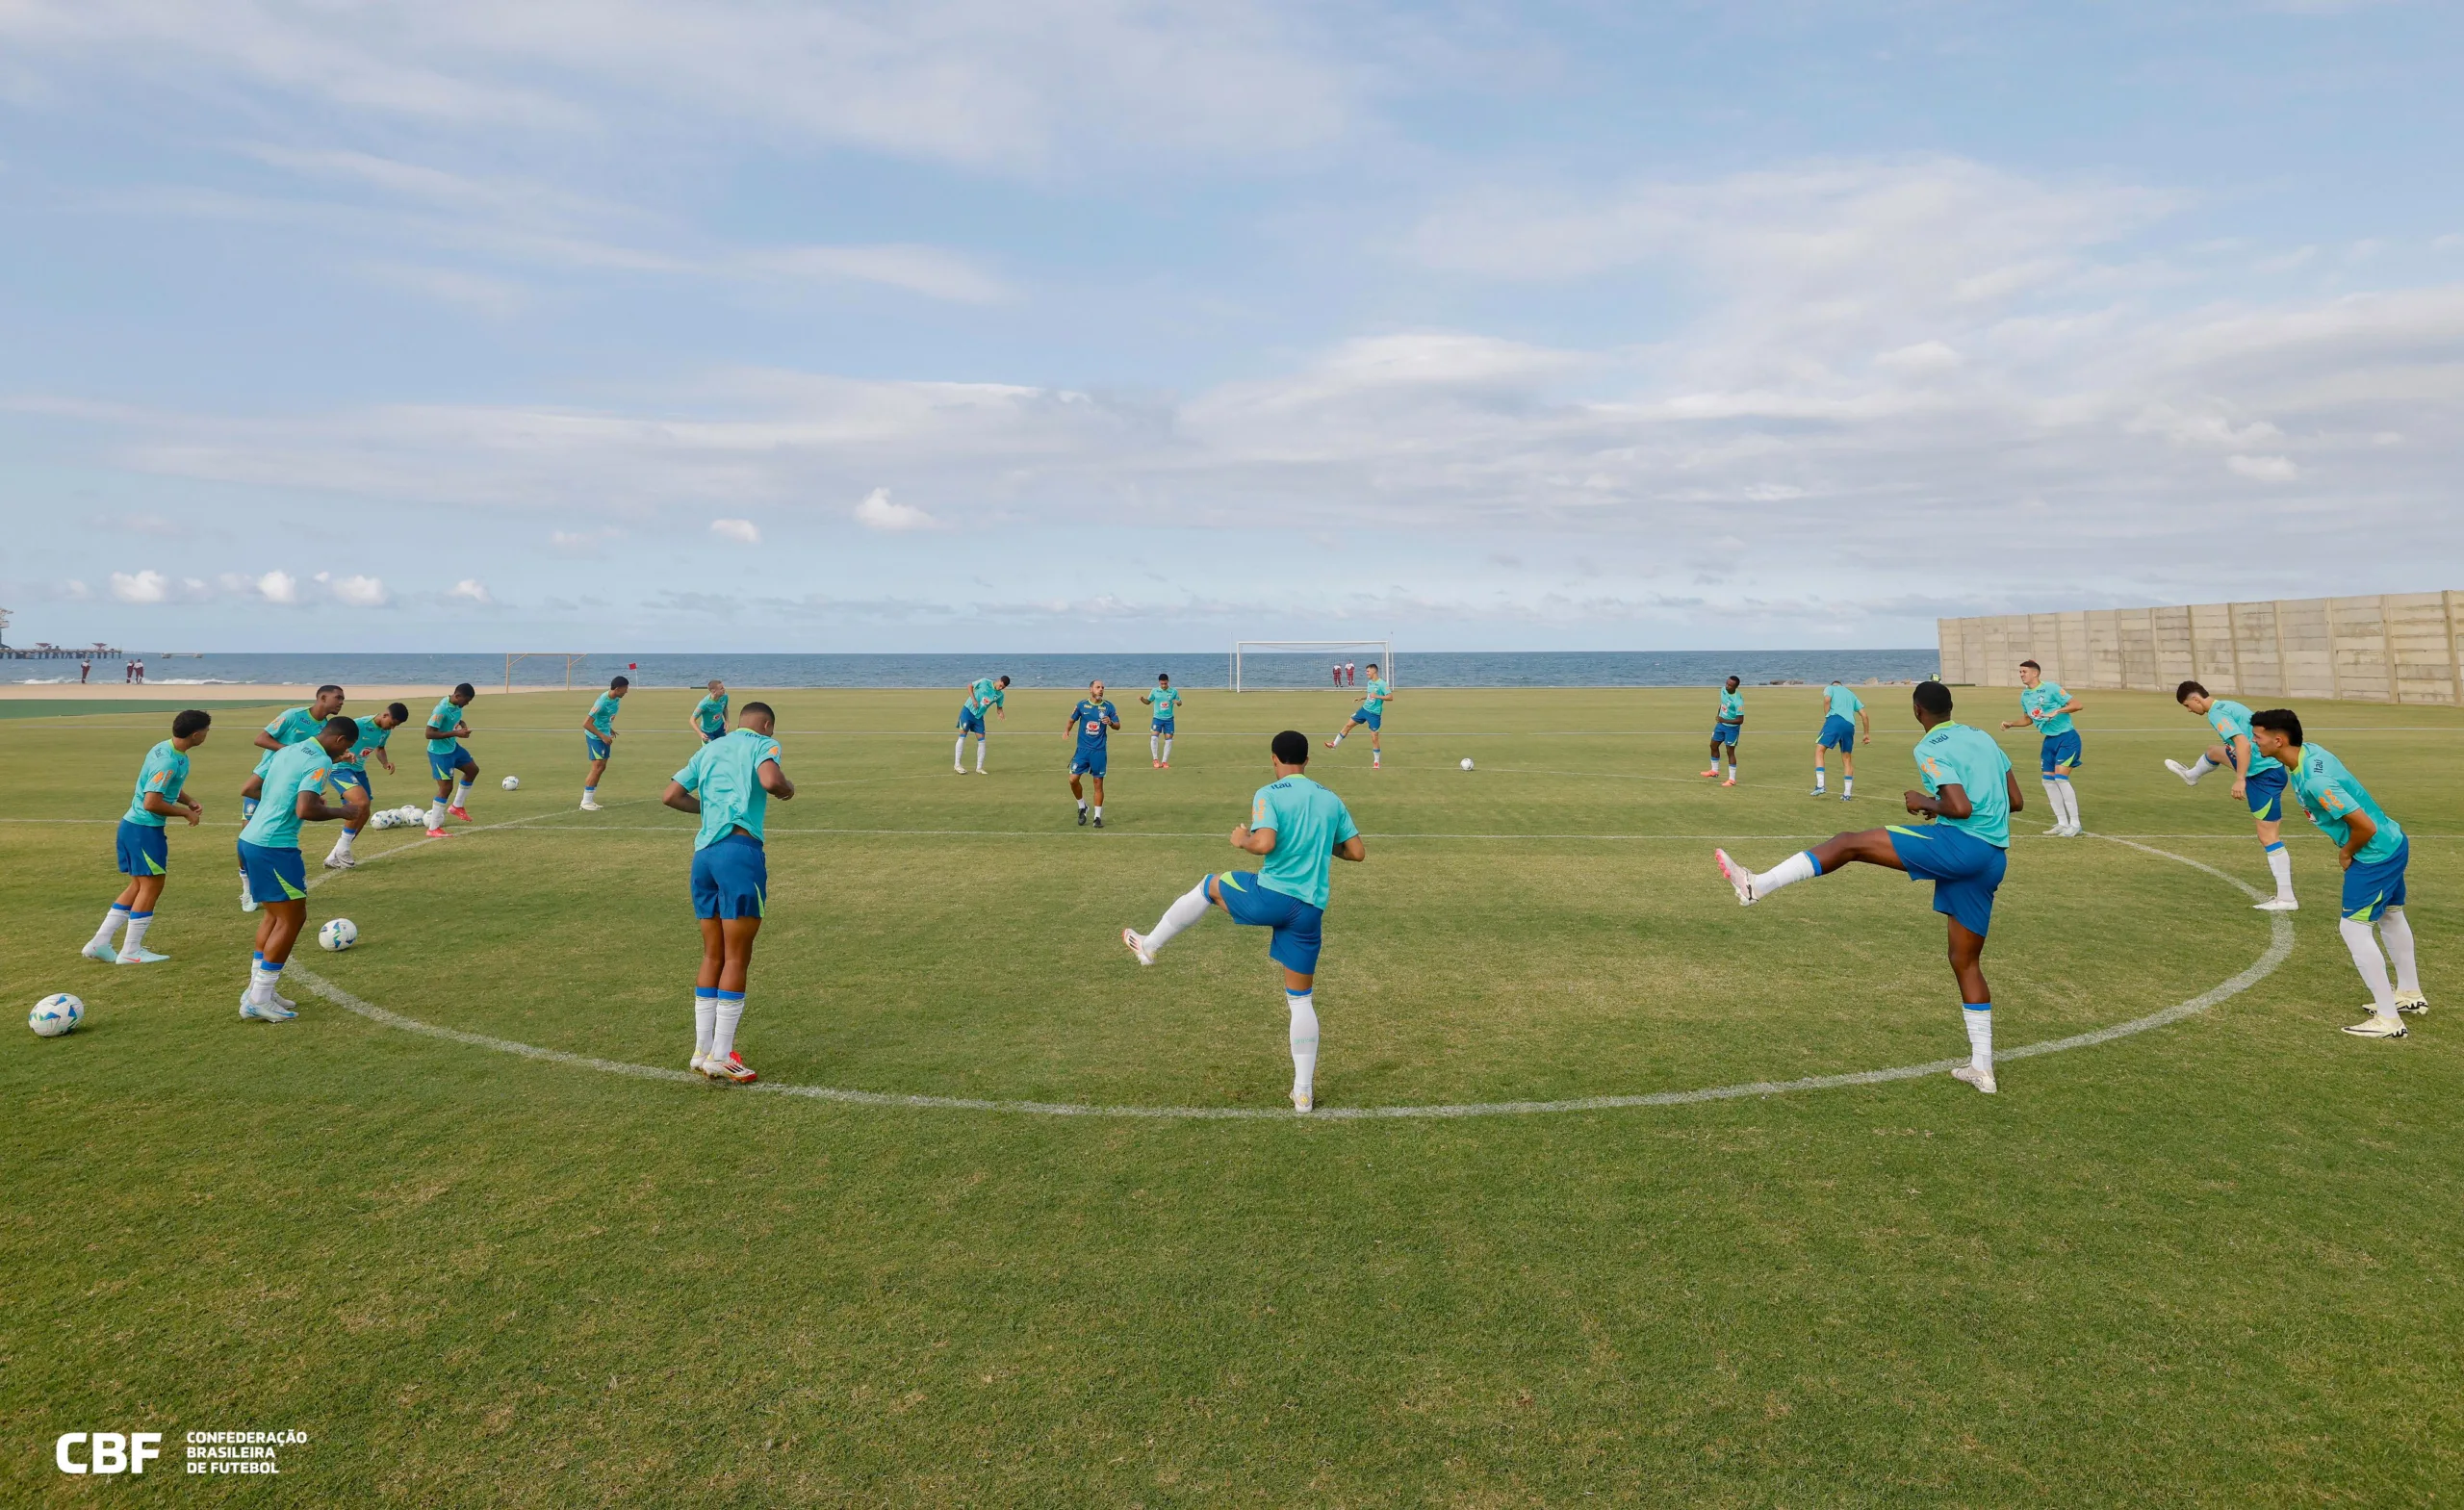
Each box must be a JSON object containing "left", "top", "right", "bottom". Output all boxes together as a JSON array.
[
  {"left": 1460, "top": 757, "right": 1475, "bottom": 772},
  {"left": 501, "top": 776, "right": 521, "bottom": 790},
  {"left": 398, "top": 805, "right": 424, "bottom": 822},
  {"left": 371, "top": 810, "right": 398, "bottom": 830},
  {"left": 30, "top": 993, "right": 84, "bottom": 1037},
  {"left": 319, "top": 918, "right": 359, "bottom": 952}
]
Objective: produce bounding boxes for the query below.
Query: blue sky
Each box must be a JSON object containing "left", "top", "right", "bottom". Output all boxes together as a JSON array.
[{"left": 3, "top": 0, "right": 2461, "bottom": 653}]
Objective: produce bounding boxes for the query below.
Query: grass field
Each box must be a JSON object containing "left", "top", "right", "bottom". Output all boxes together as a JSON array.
[{"left": 6, "top": 683, "right": 2462, "bottom": 1505}]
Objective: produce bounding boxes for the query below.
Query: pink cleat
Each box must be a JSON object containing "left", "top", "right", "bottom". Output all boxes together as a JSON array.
[
  {"left": 424, "top": 827, "right": 453, "bottom": 838},
  {"left": 447, "top": 806, "right": 473, "bottom": 823}
]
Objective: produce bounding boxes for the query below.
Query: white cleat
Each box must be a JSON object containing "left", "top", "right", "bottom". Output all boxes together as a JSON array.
[
  {"left": 955, "top": 764, "right": 966, "bottom": 774},
  {"left": 2342, "top": 1014, "right": 2408, "bottom": 1039},
  {"left": 1292, "top": 1088, "right": 1314, "bottom": 1114},
  {"left": 2165, "top": 758, "right": 2201, "bottom": 786},
  {"left": 322, "top": 853, "right": 357, "bottom": 870},
  {"left": 239, "top": 997, "right": 297, "bottom": 1022},
  {"left": 2395, "top": 991, "right": 2429, "bottom": 1016},
  {"left": 1713, "top": 848, "right": 1758, "bottom": 907},
  {"left": 82, "top": 940, "right": 119, "bottom": 964},
  {"left": 579, "top": 799, "right": 604, "bottom": 811},
  {"left": 1809, "top": 787, "right": 1827, "bottom": 798},
  {"left": 1121, "top": 928, "right": 1156, "bottom": 966},
  {"left": 2253, "top": 897, "right": 2299, "bottom": 912},
  {"left": 116, "top": 947, "right": 171, "bottom": 964},
  {"left": 689, "top": 1051, "right": 709, "bottom": 1074},
  {"left": 1952, "top": 1064, "right": 1998, "bottom": 1094}
]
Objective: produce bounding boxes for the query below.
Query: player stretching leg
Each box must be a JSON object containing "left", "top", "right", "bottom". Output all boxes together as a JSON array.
[
  {"left": 689, "top": 679, "right": 730, "bottom": 744},
  {"left": 665, "top": 702, "right": 795, "bottom": 1082},
  {"left": 424, "top": 684, "right": 478, "bottom": 836},
  {"left": 1717, "top": 681, "right": 2020, "bottom": 1094},
  {"left": 1123, "top": 729, "right": 1365, "bottom": 1113},
  {"left": 2252, "top": 709, "right": 2425, "bottom": 1037},
  {"left": 323, "top": 704, "right": 406, "bottom": 869},
  {"left": 1325, "top": 663, "right": 1392, "bottom": 769},
  {"left": 1811, "top": 679, "right": 1868, "bottom": 800},
  {"left": 236, "top": 717, "right": 365, "bottom": 1022},
  {"left": 238, "top": 684, "right": 344, "bottom": 909},
  {"left": 1066, "top": 680, "right": 1121, "bottom": 827},
  {"left": 2166, "top": 681, "right": 2296, "bottom": 910},
  {"left": 2000, "top": 659, "right": 2086, "bottom": 836},
  {"left": 86, "top": 709, "right": 211, "bottom": 965},
  {"left": 1143, "top": 673, "right": 1184, "bottom": 768},
  {"left": 955, "top": 675, "right": 1009, "bottom": 773},
  {"left": 1702, "top": 676, "right": 1745, "bottom": 784},
  {"left": 580, "top": 676, "right": 629, "bottom": 809}
]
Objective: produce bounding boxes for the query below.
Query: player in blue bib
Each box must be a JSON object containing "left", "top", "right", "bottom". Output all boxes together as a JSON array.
[
  {"left": 2251, "top": 709, "right": 2424, "bottom": 1038},
  {"left": 1702, "top": 676, "right": 1745, "bottom": 785},
  {"left": 1065, "top": 681, "right": 1121, "bottom": 827},
  {"left": 955, "top": 675, "right": 1010, "bottom": 774},
  {"left": 664, "top": 702, "right": 795, "bottom": 1083},
  {"left": 579, "top": 676, "right": 629, "bottom": 809},
  {"left": 688, "top": 679, "right": 730, "bottom": 744},
  {"left": 1325, "top": 663, "right": 1393, "bottom": 770},
  {"left": 1811, "top": 680, "right": 1868, "bottom": 799},
  {"left": 1999, "top": 659, "right": 2085, "bottom": 836},
  {"left": 424, "top": 683, "right": 478, "bottom": 835},
  {"left": 2167, "top": 681, "right": 2296, "bottom": 910},
  {"left": 1142, "top": 674, "right": 1184, "bottom": 769},
  {"left": 1716, "top": 681, "right": 2022, "bottom": 1095},
  {"left": 1123, "top": 729, "right": 1366, "bottom": 1113},
  {"left": 235, "top": 716, "right": 366, "bottom": 1022},
  {"left": 321, "top": 703, "right": 408, "bottom": 870},
  {"left": 84, "top": 708, "right": 212, "bottom": 966}
]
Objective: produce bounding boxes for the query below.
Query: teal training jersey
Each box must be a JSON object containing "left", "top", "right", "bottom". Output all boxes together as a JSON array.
[
  {"left": 2204, "top": 699, "right": 2281, "bottom": 777},
  {"left": 673, "top": 728, "right": 783, "bottom": 850},
  {"left": 2290, "top": 743, "right": 2404, "bottom": 864},
  {"left": 264, "top": 705, "right": 322, "bottom": 747},
  {"left": 1824, "top": 684, "right": 1863, "bottom": 721},
  {"left": 1148, "top": 686, "right": 1182, "bottom": 718},
  {"left": 425, "top": 697, "right": 467, "bottom": 755},
  {"left": 240, "top": 740, "right": 335, "bottom": 851},
  {"left": 692, "top": 694, "right": 730, "bottom": 734},
  {"left": 1249, "top": 774, "right": 1361, "bottom": 910},
  {"left": 1912, "top": 721, "right": 2014, "bottom": 848},
  {"left": 340, "top": 715, "right": 393, "bottom": 767},
  {"left": 1360, "top": 678, "right": 1390, "bottom": 713},
  {"left": 124, "top": 740, "right": 190, "bottom": 828},
  {"left": 587, "top": 692, "right": 623, "bottom": 736},
  {"left": 1718, "top": 688, "right": 1744, "bottom": 722},
  {"left": 965, "top": 678, "right": 1006, "bottom": 714},
  {"left": 2019, "top": 681, "right": 2075, "bottom": 736}
]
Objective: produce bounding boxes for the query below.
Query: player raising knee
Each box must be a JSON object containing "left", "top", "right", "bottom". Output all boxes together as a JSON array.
[
  {"left": 664, "top": 702, "right": 795, "bottom": 1083},
  {"left": 1702, "top": 676, "right": 1744, "bottom": 784},
  {"left": 86, "top": 708, "right": 211, "bottom": 966},
  {"left": 424, "top": 684, "right": 477, "bottom": 836},
  {"left": 1067, "top": 680, "right": 1120, "bottom": 827},
  {"left": 2166, "top": 681, "right": 2296, "bottom": 910},
  {"left": 1716, "top": 680, "right": 2020, "bottom": 1094},
  {"left": 580, "top": 675, "right": 629, "bottom": 810},
  {"left": 323, "top": 703, "right": 406, "bottom": 870},
  {"left": 2000, "top": 660, "right": 2085, "bottom": 835},
  {"left": 1122, "top": 729, "right": 1365, "bottom": 1113},
  {"left": 236, "top": 716, "right": 367, "bottom": 1022},
  {"left": 1142, "top": 673, "right": 1183, "bottom": 768}
]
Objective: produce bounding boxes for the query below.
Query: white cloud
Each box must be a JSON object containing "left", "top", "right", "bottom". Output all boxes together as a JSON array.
[
  {"left": 316, "top": 571, "right": 390, "bottom": 605},
  {"left": 2227, "top": 454, "right": 2300, "bottom": 481},
  {"left": 109, "top": 569, "right": 168, "bottom": 603},
  {"left": 742, "top": 244, "right": 1009, "bottom": 304},
  {"left": 61, "top": 578, "right": 90, "bottom": 600},
  {"left": 449, "top": 578, "right": 492, "bottom": 603},
  {"left": 852, "top": 488, "right": 945, "bottom": 532},
  {"left": 709, "top": 517, "right": 760, "bottom": 544},
  {"left": 256, "top": 570, "right": 299, "bottom": 604},
  {"left": 1873, "top": 341, "right": 1964, "bottom": 373}
]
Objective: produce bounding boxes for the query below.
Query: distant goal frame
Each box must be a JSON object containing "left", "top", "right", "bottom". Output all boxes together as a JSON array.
[{"left": 1230, "top": 640, "right": 1395, "bottom": 693}]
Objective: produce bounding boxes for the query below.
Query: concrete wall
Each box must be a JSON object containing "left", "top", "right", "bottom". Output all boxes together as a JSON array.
[{"left": 1937, "top": 592, "right": 2464, "bottom": 704}]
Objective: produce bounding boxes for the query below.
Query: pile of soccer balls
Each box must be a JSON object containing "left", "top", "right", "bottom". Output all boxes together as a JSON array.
[{"left": 367, "top": 804, "right": 428, "bottom": 830}]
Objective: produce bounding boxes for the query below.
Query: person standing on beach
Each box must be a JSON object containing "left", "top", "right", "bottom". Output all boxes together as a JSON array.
[{"left": 79, "top": 658, "right": 90, "bottom": 684}]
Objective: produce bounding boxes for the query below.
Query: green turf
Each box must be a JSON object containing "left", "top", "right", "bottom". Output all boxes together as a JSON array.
[{"left": 5, "top": 686, "right": 2461, "bottom": 1504}]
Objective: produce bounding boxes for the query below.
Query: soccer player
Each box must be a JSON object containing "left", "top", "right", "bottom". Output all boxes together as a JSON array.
[
  {"left": 236, "top": 716, "right": 366, "bottom": 1022},
  {"left": 579, "top": 675, "right": 629, "bottom": 808},
  {"left": 955, "top": 674, "right": 1010, "bottom": 774},
  {"left": 2165, "top": 681, "right": 2297, "bottom": 910},
  {"left": 664, "top": 702, "right": 795, "bottom": 1083},
  {"left": 1325, "top": 662, "right": 1392, "bottom": 769},
  {"left": 1143, "top": 674, "right": 1184, "bottom": 768},
  {"left": 1066, "top": 680, "right": 1121, "bottom": 827},
  {"left": 1811, "top": 679, "right": 1869, "bottom": 799},
  {"left": 2000, "top": 660, "right": 2086, "bottom": 836},
  {"left": 424, "top": 683, "right": 479, "bottom": 836},
  {"left": 240, "top": 684, "right": 345, "bottom": 819},
  {"left": 688, "top": 679, "right": 730, "bottom": 744},
  {"left": 323, "top": 703, "right": 408, "bottom": 870},
  {"left": 84, "top": 708, "right": 211, "bottom": 966},
  {"left": 1702, "top": 676, "right": 1745, "bottom": 785},
  {"left": 2251, "top": 709, "right": 2424, "bottom": 1038},
  {"left": 1122, "top": 729, "right": 1365, "bottom": 1113},
  {"left": 1715, "top": 681, "right": 2021, "bottom": 1094}
]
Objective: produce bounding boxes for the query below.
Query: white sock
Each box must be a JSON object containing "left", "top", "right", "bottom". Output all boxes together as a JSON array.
[
  {"left": 1151, "top": 733, "right": 1161, "bottom": 761},
  {"left": 1329, "top": 730, "right": 1344, "bottom": 745},
  {"left": 2056, "top": 781, "right": 2080, "bottom": 828},
  {"left": 333, "top": 827, "right": 356, "bottom": 857},
  {"left": 121, "top": 911, "right": 154, "bottom": 954},
  {"left": 428, "top": 796, "right": 447, "bottom": 828},
  {"left": 453, "top": 780, "right": 472, "bottom": 808},
  {"left": 1077, "top": 797, "right": 1088, "bottom": 812},
  {"left": 1287, "top": 990, "right": 1319, "bottom": 1099},
  {"left": 1752, "top": 850, "right": 1821, "bottom": 896},
  {"left": 91, "top": 904, "right": 131, "bottom": 949},
  {"left": 1092, "top": 805, "right": 1102, "bottom": 819},
  {"left": 1964, "top": 1004, "right": 1993, "bottom": 1072},
  {"left": 2265, "top": 842, "right": 2294, "bottom": 901},
  {"left": 581, "top": 785, "right": 595, "bottom": 803},
  {"left": 956, "top": 735, "right": 967, "bottom": 767},
  {"left": 1842, "top": 775, "right": 1854, "bottom": 796},
  {"left": 248, "top": 960, "right": 283, "bottom": 1006},
  {"left": 2341, "top": 917, "right": 2398, "bottom": 1016},
  {"left": 2041, "top": 779, "right": 2064, "bottom": 824},
  {"left": 711, "top": 992, "right": 745, "bottom": 1058},
  {"left": 1145, "top": 879, "right": 1213, "bottom": 950},
  {"left": 1162, "top": 737, "right": 1172, "bottom": 762},
  {"left": 2380, "top": 908, "right": 2420, "bottom": 995},
  {"left": 974, "top": 739, "right": 986, "bottom": 772},
  {"left": 694, "top": 989, "right": 716, "bottom": 1058},
  {"left": 1812, "top": 767, "right": 1826, "bottom": 791},
  {"left": 2188, "top": 754, "right": 2218, "bottom": 781}
]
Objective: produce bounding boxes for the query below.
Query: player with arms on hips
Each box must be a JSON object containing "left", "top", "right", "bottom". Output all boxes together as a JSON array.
[
  {"left": 580, "top": 676, "right": 629, "bottom": 809},
  {"left": 1123, "top": 729, "right": 1365, "bottom": 1113},
  {"left": 689, "top": 679, "right": 730, "bottom": 744},
  {"left": 322, "top": 702, "right": 407, "bottom": 869},
  {"left": 424, "top": 684, "right": 478, "bottom": 836},
  {"left": 236, "top": 716, "right": 366, "bottom": 1022},
  {"left": 956, "top": 674, "right": 1009, "bottom": 773},
  {"left": 1326, "top": 663, "right": 1392, "bottom": 769},
  {"left": 85, "top": 708, "right": 211, "bottom": 966},
  {"left": 664, "top": 702, "right": 795, "bottom": 1083},
  {"left": 1812, "top": 678, "right": 1869, "bottom": 799},
  {"left": 1066, "top": 680, "right": 1121, "bottom": 827},
  {"left": 2166, "top": 680, "right": 2297, "bottom": 910},
  {"left": 1702, "top": 676, "right": 1745, "bottom": 785},
  {"left": 1143, "top": 674, "right": 1184, "bottom": 768},
  {"left": 2252, "top": 709, "right": 2425, "bottom": 1038},
  {"left": 1716, "top": 680, "right": 2021, "bottom": 1094},
  {"left": 2000, "top": 659, "right": 2086, "bottom": 836}
]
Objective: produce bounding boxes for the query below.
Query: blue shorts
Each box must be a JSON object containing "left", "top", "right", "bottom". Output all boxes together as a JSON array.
[
  {"left": 1818, "top": 715, "right": 1858, "bottom": 752},
  {"left": 585, "top": 732, "right": 612, "bottom": 761},
  {"left": 116, "top": 819, "right": 169, "bottom": 877},
  {"left": 236, "top": 838, "right": 308, "bottom": 905},
  {"left": 2239, "top": 764, "right": 2287, "bottom": 821},
  {"left": 1348, "top": 708, "right": 1383, "bottom": 731},
  {"left": 1712, "top": 721, "right": 1742, "bottom": 746},
  {"left": 699, "top": 728, "right": 725, "bottom": 744},
  {"left": 428, "top": 745, "right": 475, "bottom": 781},
  {"left": 1213, "top": 871, "right": 1325, "bottom": 975},
  {"left": 2342, "top": 837, "right": 2410, "bottom": 922},
  {"left": 1886, "top": 823, "right": 2009, "bottom": 938},
  {"left": 957, "top": 706, "right": 987, "bottom": 735},
  {"left": 1070, "top": 747, "right": 1109, "bottom": 779},
  {"left": 2040, "top": 729, "right": 2083, "bottom": 774},
  {"left": 1151, "top": 718, "right": 1175, "bottom": 735},
  {"left": 691, "top": 832, "right": 768, "bottom": 920},
  {"left": 328, "top": 765, "right": 372, "bottom": 797}
]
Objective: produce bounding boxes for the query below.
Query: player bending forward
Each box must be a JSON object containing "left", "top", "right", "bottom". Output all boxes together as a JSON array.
[
  {"left": 1067, "top": 680, "right": 1121, "bottom": 827},
  {"left": 1326, "top": 663, "right": 1392, "bottom": 769},
  {"left": 580, "top": 675, "right": 629, "bottom": 809},
  {"left": 2000, "top": 659, "right": 2085, "bottom": 836},
  {"left": 1717, "top": 680, "right": 2020, "bottom": 1094},
  {"left": 1702, "top": 676, "right": 1745, "bottom": 785},
  {"left": 1122, "top": 729, "right": 1365, "bottom": 1113},
  {"left": 424, "top": 684, "right": 478, "bottom": 836},
  {"left": 664, "top": 702, "right": 795, "bottom": 1083},
  {"left": 2251, "top": 709, "right": 2426, "bottom": 1038},
  {"left": 689, "top": 680, "right": 730, "bottom": 744},
  {"left": 323, "top": 703, "right": 407, "bottom": 870},
  {"left": 238, "top": 683, "right": 345, "bottom": 910},
  {"left": 85, "top": 708, "right": 211, "bottom": 966},
  {"left": 2166, "top": 681, "right": 2297, "bottom": 910},
  {"left": 1143, "top": 674, "right": 1184, "bottom": 768},
  {"left": 956, "top": 675, "right": 1009, "bottom": 773},
  {"left": 237, "top": 716, "right": 367, "bottom": 1022},
  {"left": 1812, "top": 678, "right": 1868, "bottom": 800}
]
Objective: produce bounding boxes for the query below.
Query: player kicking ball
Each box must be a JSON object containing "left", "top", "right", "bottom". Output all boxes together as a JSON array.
[
  {"left": 664, "top": 702, "right": 795, "bottom": 1082},
  {"left": 580, "top": 675, "right": 629, "bottom": 809},
  {"left": 424, "top": 684, "right": 478, "bottom": 836},
  {"left": 237, "top": 683, "right": 344, "bottom": 910},
  {"left": 1122, "top": 729, "right": 1365, "bottom": 1113},
  {"left": 1702, "top": 676, "right": 1744, "bottom": 785},
  {"left": 2165, "top": 680, "right": 2297, "bottom": 910},
  {"left": 237, "top": 716, "right": 367, "bottom": 1022},
  {"left": 956, "top": 675, "right": 1009, "bottom": 773},
  {"left": 323, "top": 703, "right": 407, "bottom": 870},
  {"left": 1067, "top": 680, "right": 1120, "bottom": 827},
  {"left": 85, "top": 708, "right": 211, "bottom": 966},
  {"left": 1326, "top": 663, "right": 1391, "bottom": 769},
  {"left": 2250, "top": 709, "right": 2425, "bottom": 1038},
  {"left": 2000, "top": 659, "right": 2085, "bottom": 836},
  {"left": 1142, "top": 673, "right": 1183, "bottom": 768},
  {"left": 1716, "top": 680, "right": 2020, "bottom": 1094}
]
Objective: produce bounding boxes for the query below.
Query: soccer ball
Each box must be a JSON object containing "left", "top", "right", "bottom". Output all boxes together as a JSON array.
[
  {"left": 501, "top": 776, "right": 521, "bottom": 790},
  {"left": 1460, "top": 757, "right": 1476, "bottom": 772},
  {"left": 370, "top": 810, "right": 399, "bottom": 830},
  {"left": 319, "top": 918, "right": 359, "bottom": 952},
  {"left": 397, "top": 805, "right": 424, "bottom": 823},
  {"left": 29, "top": 993, "right": 83, "bottom": 1037}
]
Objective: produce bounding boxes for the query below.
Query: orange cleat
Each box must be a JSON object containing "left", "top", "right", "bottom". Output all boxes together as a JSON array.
[{"left": 447, "top": 806, "right": 474, "bottom": 822}]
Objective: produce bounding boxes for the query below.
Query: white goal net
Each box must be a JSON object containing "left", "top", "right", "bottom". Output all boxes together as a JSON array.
[{"left": 1230, "top": 640, "right": 1395, "bottom": 693}]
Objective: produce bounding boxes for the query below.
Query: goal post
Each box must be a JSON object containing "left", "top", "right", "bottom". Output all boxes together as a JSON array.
[
  {"left": 503, "top": 653, "right": 590, "bottom": 693},
  {"left": 1230, "top": 640, "right": 1395, "bottom": 693}
]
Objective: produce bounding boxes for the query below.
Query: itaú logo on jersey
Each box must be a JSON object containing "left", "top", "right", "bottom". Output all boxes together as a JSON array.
[{"left": 56, "top": 1432, "right": 163, "bottom": 1474}]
